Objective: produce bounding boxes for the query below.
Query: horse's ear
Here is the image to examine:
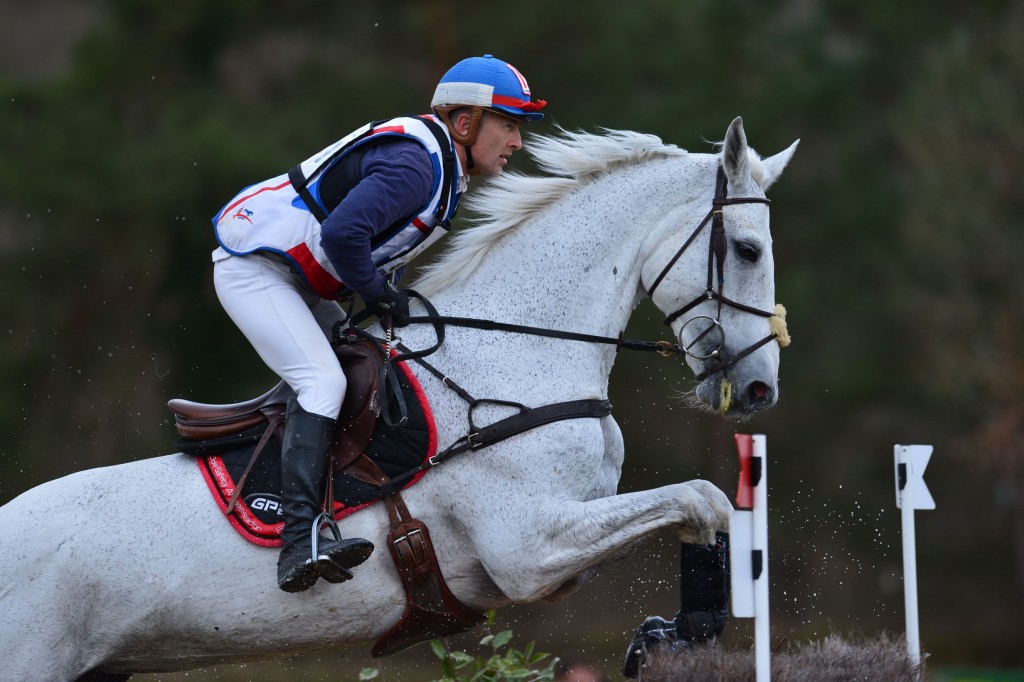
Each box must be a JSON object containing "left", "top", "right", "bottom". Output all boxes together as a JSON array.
[
  {"left": 759, "top": 140, "right": 800, "bottom": 190},
  {"left": 722, "top": 117, "right": 749, "bottom": 184}
]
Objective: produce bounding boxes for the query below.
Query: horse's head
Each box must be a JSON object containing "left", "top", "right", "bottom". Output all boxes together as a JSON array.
[{"left": 643, "top": 117, "right": 798, "bottom": 418}]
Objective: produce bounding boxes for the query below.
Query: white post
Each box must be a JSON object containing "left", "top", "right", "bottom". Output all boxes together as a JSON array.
[
  {"left": 901, "top": 494, "right": 921, "bottom": 670},
  {"left": 752, "top": 434, "right": 770, "bottom": 682},
  {"left": 730, "top": 434, "right": 770, "bottom": 682},
  {"left": 894, "top": 444, "right": 935, "bottom": 676}
]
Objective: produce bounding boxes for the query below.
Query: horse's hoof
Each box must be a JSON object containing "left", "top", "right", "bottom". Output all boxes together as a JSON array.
[{"left": 622, "top": 615, "right": 681, "bottom": 678}]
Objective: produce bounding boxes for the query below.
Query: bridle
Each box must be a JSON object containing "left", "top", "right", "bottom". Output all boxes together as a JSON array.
[{"left": 644, "top": 165, "right": 780, "bottom": 381}]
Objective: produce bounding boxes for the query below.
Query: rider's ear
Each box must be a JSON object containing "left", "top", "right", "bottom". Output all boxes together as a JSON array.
[{"left": 453, "top": 109, "right": 474, "bottom": 137}]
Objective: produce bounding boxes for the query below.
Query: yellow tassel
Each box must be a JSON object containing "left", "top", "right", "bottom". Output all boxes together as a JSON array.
[
  {"left": 770, "top": 303, "right": 791, "bottom": 348},
  {"left": 719, "top": 379, "right": 733, "bottom": 415}
]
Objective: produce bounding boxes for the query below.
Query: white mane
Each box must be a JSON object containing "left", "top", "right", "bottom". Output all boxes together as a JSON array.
[{"left": 414, "top": 127, "right": 687, "bottom": 296}]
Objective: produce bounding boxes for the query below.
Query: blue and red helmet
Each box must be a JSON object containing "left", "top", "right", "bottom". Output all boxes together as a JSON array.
[{"left": 431, "top": 54, "right": 547, "bottom": 123}]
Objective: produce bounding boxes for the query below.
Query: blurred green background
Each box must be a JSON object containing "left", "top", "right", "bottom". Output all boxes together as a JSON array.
[{"left": 1, "top": 0, "right": 1021, "bottom": 679}]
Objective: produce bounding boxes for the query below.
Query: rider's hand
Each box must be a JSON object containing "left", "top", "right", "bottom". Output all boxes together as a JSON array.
[{"left": 368, "top": 281, "right": 410, "bottom": 326}]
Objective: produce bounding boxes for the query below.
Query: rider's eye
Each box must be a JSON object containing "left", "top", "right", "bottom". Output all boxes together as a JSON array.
[{"left": 735, "top": 241, "right": 761, "bottom": 263}]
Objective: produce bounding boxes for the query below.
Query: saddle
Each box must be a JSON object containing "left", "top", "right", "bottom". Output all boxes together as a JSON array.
[
  {"left": 168, "top": 338, "right": 484, "bottom": 657},
  {"left": 169, "top": 339, "right": 383, "bottom": 472}
]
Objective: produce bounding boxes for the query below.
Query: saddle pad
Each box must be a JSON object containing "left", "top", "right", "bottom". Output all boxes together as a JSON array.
[{"left": 194, "top": 359, "right": 437, "bottom": 547}]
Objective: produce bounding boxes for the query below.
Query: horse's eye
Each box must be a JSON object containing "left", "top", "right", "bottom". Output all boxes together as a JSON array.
[{"left": 735, "top": 241, "right": 761, "bottom": 263}]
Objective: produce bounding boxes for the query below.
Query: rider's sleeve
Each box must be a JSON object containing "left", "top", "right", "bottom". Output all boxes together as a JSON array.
[{"left": 319, "top": 139, "right": 435, "bottom": 301}]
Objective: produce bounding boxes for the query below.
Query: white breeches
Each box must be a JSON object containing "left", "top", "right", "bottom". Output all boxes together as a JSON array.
[{"left": 214, "top": 254, "right": 347, "bottom": 419}]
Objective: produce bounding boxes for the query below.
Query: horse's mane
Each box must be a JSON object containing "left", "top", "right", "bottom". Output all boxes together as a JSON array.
[{"left": 413, "top": 127, "right": 687, "bottom": 296}]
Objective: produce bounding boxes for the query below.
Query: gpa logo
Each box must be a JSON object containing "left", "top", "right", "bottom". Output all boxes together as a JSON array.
[{"left": 244, "top": 492, "right": 283, "bottom": 519}]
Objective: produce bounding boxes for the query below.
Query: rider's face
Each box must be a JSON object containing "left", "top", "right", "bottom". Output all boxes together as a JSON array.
[{"left": 469, "top": 112, "right": 523, "bottom": 177}]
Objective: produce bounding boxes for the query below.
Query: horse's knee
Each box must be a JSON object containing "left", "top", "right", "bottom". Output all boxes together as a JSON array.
[
  {"left": 686, "top": 479, "right": 732, "bottom": 528},
  {"left": 673, "top": 481, "right": 723, "bottom": 544}
]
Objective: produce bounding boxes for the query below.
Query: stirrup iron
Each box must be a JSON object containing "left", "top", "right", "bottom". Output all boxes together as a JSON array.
[{"left": 311, "top": 511, "right": 354, "bottom": 584}]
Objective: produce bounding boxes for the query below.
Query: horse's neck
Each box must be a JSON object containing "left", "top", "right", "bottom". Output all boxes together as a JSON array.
[{"left": 429, "top": 164, "right": 692, "bottom": 395}]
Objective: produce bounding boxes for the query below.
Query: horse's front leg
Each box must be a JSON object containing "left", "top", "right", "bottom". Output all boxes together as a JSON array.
[{"left": 475, "top": 479, "right": 731, "bottom": 603}]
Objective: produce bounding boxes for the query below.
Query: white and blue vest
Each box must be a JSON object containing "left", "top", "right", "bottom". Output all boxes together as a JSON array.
[{"left": 212, "top": 115, "right": 461, "bottom": 299}]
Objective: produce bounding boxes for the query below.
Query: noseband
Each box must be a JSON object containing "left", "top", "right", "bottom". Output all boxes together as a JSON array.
[{"left": 645, "top": 166, "right": 779, "bottom": 381}]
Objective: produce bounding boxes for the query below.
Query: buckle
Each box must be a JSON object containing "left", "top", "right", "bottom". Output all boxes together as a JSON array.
[
  {"left": 655, "top": 340, "right": 678, "bottom": 358},
  {"left": 393, "top": 528, "right": 422, "bottom": 548}
]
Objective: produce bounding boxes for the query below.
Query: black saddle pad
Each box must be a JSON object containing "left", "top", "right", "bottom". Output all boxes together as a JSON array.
[{"left": 190, "top": 359, "right": 435, "bottom": 547}]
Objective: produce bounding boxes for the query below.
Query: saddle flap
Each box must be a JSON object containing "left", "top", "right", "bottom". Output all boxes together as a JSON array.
[{"left": 331, "top": 340, "right": 386, "bottom": 470}]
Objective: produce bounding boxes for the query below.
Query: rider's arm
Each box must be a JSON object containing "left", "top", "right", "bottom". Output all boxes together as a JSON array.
[{"left": 319, "top": 140, "right": 434, "bottom": 302}]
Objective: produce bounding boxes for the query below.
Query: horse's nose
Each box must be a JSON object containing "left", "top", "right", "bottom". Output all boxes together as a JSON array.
[{"left": 745, "top": 380, "right": 776, "bottom": 411}]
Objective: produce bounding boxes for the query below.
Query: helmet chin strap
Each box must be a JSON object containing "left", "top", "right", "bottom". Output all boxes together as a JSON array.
[{"left": 464, "top": 145, "right": 480, "bottom": 176}]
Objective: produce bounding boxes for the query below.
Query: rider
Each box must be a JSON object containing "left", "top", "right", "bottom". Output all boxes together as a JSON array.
[{"left": 210, "top": 55, "right": 546, "bottom": 593}]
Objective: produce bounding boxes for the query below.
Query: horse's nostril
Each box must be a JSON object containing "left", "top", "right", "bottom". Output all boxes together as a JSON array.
[{"left": 748, "top": 381, "right": 772, "bottom": 404}]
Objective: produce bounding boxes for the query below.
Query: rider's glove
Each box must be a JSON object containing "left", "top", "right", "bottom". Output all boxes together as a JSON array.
[{"left": 368, "top": 281, "right": 410, "bottom": 326}]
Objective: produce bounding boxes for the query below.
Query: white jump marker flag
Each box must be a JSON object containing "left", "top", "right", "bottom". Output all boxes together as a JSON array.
[
  {"left": 895, "top": 444, "right": 935, "bottom": 674},
  {"left": 730, "top": 434, "right": 770, "bottom": 682}
]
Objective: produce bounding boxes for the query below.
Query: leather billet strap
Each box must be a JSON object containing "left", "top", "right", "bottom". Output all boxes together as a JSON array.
[{"left": 224, "top": 410, "right": 284, "bottom": 515}]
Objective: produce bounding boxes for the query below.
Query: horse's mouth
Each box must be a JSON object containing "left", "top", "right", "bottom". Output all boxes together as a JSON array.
[{"left": 692, "top": 377, "right": 777, "bottom": 419}]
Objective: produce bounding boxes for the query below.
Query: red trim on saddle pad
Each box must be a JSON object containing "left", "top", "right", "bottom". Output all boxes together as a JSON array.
[{"left": 196, "top": 358, "right": 438, "bottom": 547}]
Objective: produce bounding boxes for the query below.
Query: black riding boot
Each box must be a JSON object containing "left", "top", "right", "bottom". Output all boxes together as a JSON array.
[{"left": 277, "top": 398, "right": 374, "bottom": 593}]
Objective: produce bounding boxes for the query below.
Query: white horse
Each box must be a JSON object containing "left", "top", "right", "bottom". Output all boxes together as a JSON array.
[{"left": 0, "top": 118, "right": 797, "bottom": 681}]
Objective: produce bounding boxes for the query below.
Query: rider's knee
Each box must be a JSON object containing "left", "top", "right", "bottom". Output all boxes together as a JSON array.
[{"left": 295, "top": 366, "right": 347, "bottom": 420}]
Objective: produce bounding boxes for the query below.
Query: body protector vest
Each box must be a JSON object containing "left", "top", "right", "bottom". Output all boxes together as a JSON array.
[{"left": 212, "top": 115, "right": 460, "bottom": 299}]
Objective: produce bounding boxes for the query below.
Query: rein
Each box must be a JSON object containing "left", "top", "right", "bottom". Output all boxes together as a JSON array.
[
  {"left": 346, "top": 290, "right": 690, "bottom": 361},
  {"left": 345, "top": 165, "right": 783, "bottom": 387}
]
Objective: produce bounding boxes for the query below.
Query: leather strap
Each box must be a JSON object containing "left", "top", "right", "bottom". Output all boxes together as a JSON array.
[
  {"left": 333, "top": 453, "right": 486, "bottom": 657},
  {"left": 224, "top": 410, "right": 284, "bottom": 515},
  {"left": 367, "top": 397, "right": 613, "bottom": 500},
  {"left": 371, "top": 492, "right": 486, "bottom": 657}
]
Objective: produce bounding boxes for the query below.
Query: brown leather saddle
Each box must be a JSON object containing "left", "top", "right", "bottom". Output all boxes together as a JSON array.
[
  {"left": 169, "top": 340, "right": 383, "bottom": 472},
  {"left": 168, "top": 338, "right": 484, "bottom": 657}
]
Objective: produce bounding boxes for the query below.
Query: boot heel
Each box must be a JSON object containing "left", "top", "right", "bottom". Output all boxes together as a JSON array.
[
  {"left": 310, "top": 512, "right": 374, "bottom": 582},
  {"left": 315, "top": 556, "right": 355, "bottom": 584}
]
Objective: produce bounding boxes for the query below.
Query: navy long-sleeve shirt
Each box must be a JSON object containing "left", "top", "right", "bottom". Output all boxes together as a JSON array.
[{"left": 319, "top": 138, "right": 435, "bottom": 301}]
